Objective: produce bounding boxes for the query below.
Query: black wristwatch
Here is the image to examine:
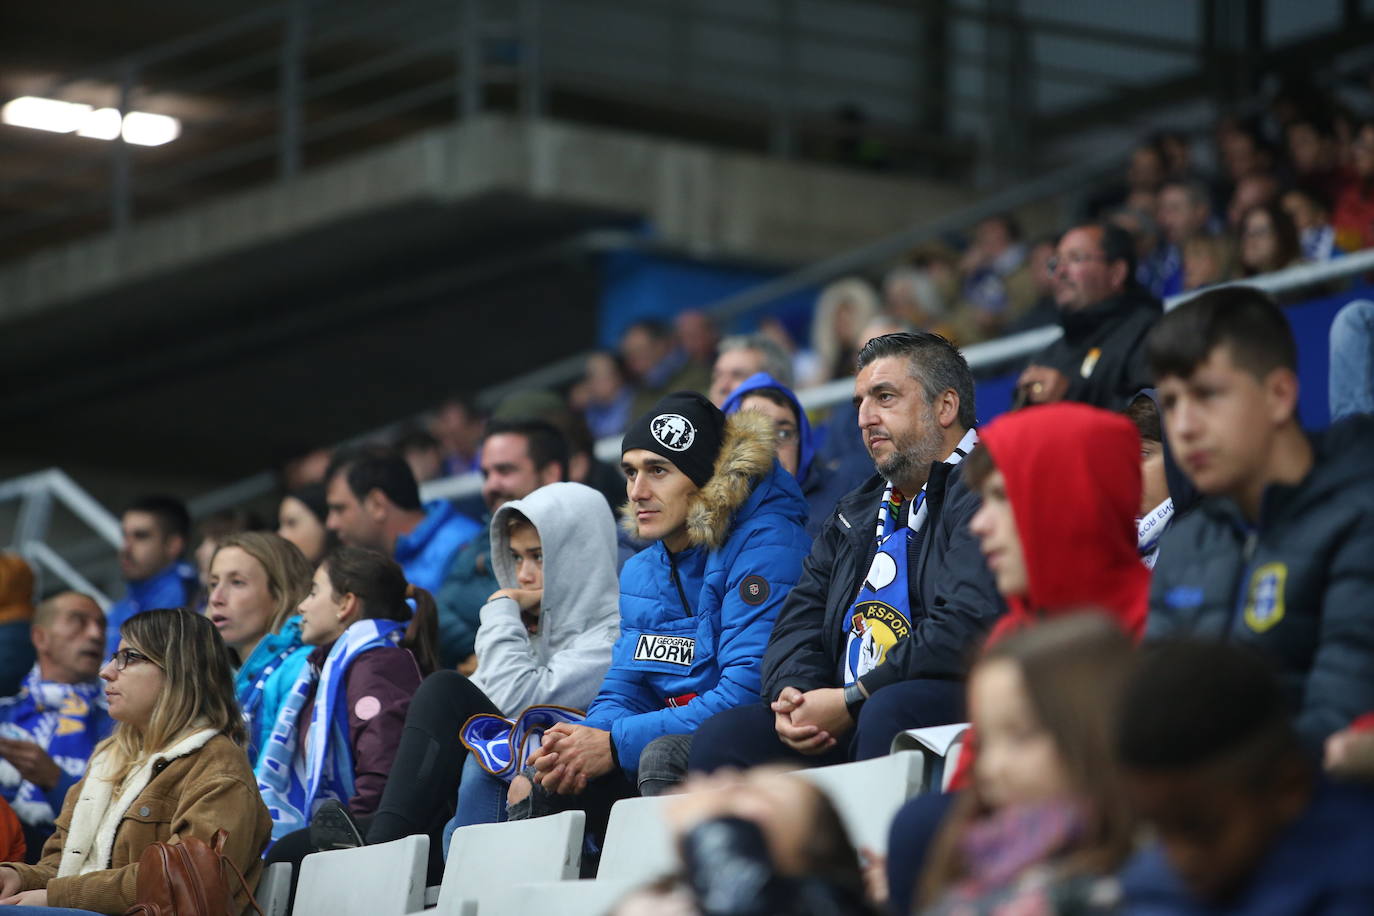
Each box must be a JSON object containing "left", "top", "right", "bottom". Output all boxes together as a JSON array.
[{"left": 844, "top": 682, "right": 867, "bottom": 717}]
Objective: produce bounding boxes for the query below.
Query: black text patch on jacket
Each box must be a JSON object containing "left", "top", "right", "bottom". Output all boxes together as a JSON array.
[{"left": 634, "top": 634, "right": 696, "bottom": 666}]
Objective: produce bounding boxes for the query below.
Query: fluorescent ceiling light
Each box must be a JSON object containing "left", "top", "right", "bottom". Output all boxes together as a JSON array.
[
  {"left": 2, "top": 95, "right": 180, "bottom": 146},
  {"left": 122, "top": 111, "right": 180, "bottom": 146},
  {"left": 2, "top": 96, "right": 91, "bottom": 133},
  {"left": 76, "top": 107, "right": 122, "bottom": 140}
]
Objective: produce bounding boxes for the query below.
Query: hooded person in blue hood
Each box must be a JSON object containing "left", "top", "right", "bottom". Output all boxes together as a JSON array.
[
  {"left": 721, "top": 372, "right": 854, "bottom": 538},
  {"left": 1126, "top": 389, "right": 1203, "bottom": 568}
]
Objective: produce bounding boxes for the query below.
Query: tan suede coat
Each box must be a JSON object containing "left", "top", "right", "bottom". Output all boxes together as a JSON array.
[{"left": 3, "top": 733, "right": 270, "bottom": 915}]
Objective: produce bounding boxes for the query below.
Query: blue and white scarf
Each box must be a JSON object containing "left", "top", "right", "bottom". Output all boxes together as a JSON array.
[
  {"left": 255, "top": 619, "right": 405, "bottom": 841},
  {"left": 459, "top": 705, "right": 586, "bottom": 783},
  {"left": 1138, "top": 498, "right": 1175, "bottom": 570},
  {"left": 235, "top": 616, "right": 309, "bottom": 764},
  {"left": 843, "top": 429, "right": 977, "bottom": 686},
  {"left": 0, "top": 666, "right": 111, "bottom": 826}
]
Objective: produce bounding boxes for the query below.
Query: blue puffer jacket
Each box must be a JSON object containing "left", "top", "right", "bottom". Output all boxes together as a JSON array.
[
  {"left": 583, "top": 411, "right": 812, "bottom": 777},
  {"left": 394, "top": 500, "right": 482, "bottom": 595},
  {"left": 105, "top": 562, "right": 198, "bottom": 657}
]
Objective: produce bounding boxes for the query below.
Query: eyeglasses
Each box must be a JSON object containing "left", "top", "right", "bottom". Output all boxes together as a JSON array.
[
  {"left": 1045, "top": 252, "right": 1108, "bottom": 274},
  {"left": 109, "top": 648, "right": 153, "bottom": 671}
]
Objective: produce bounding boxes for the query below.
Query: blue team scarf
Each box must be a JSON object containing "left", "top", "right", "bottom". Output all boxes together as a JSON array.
[
  {"left": 459, "top": 706, "right": 586, "bottom": 783},
  {"left": 843, "top": 430, "right": 976, "bottom": 686},
  {"left": 235, "top": 615, "right": 309, "bottom": 763},
  {"left": 0, "top": 666, "right": 111, "bottom": 825},
  {"left": 1137, "top": 498, "right": 1175, "bottom": 571},
  {"left": 255, "top": 619, "right": 405, "bottom": 842}
]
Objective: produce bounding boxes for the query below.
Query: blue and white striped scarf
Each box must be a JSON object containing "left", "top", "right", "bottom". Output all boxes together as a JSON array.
[
  {"left": 459, "top": 705, "right": 586, "bottom": 783},
  {"left": 0, "top": 666, "right": 111, "bottom": 826},
  {"left": 255, "top": 619, "right": 405, "bottom": 842}
]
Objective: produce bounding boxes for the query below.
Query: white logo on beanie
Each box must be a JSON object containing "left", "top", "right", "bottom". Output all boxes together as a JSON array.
[{"left": 650, "top": 414, "right": 696, "bottom": 451}]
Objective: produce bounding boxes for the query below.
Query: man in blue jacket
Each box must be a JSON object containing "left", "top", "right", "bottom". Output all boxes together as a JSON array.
[
  {"left": 324, "top": 447, "right": 481, "bottom": 595},
  {"left": 105, "top": 495, "right": 197, "bottom": 657},
  {"left": 507, "top": 391, "right": 811, "bottom": 827}
]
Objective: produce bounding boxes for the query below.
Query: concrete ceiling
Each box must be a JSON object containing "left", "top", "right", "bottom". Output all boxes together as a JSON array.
[{"left": 0, "top": 190, "right": 634, "bottom": 478}]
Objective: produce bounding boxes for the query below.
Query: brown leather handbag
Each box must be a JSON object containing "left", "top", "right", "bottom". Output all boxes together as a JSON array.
[{"left": 124, "top": 829, "right": 263, "bottom": 916}]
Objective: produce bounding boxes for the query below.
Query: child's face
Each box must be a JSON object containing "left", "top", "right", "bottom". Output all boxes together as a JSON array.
[
  {"left": 970, "top": 659, "right": 1070, "bottom": 809},
  {"left": 1124, "top": 766, "right": 1294, "bottom": 903},
  {"left": 1140, "top": 439, "right": 1170, "bottom": 515},
  {"left": 1156, "top": 344, "right": 1291, "bottom": 501},
  {"left": 508, "top": 523, "right": 544, "bottom": 591},
  {"left": 970, "top": 471, "right": 1028, "bottom": 598}
]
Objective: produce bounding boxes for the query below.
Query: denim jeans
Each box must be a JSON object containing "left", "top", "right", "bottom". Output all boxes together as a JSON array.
[
  {"left": 1330, "top": 299, "right": 1374, "bottom": 421},
  {"left": 443, "top": 755, "right": 509, "bottom": 859}
]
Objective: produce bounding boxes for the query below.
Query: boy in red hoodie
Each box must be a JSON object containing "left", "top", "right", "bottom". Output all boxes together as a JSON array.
[
  {"left": 882, "top": 402, "right": 1149, "bottom": 916},
  {"left": 964, "top": 401, "right": 1150, "bottom": 642}
]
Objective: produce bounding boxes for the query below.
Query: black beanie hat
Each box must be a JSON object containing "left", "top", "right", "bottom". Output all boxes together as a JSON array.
[{"left": 621, "top": 391, "right": 726, "bottom": 488}]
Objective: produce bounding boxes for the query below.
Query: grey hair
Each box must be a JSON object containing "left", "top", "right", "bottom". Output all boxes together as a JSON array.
[
  {"left": 856, "top": 332, "right": 977, "bottom": 429},
  {"left": 718, "top": 333, "right": 794, "bottom": 387}
]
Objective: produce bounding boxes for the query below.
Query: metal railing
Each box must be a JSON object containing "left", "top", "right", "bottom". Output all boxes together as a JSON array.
[
  {"left": 4, "top": 248, "right": 1370, "bottom": 593},
  {"left": 0, "top": 470, "right": 121, "bottom": 608},
  {"left": 419, "top": 246, "right": 1374, "bottom": 502}
]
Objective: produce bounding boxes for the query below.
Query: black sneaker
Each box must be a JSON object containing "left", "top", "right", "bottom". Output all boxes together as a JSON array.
[{"left": 310, "top": 799, "right": 365, "bottom": 851}]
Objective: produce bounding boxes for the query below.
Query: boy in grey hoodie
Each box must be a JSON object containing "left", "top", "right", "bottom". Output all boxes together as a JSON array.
[
  {"left": 471, "top": 481, "right": 622, "bottom": 714},
  {"left": 331, "top": 482, "right": 620, "bottom": 875}
]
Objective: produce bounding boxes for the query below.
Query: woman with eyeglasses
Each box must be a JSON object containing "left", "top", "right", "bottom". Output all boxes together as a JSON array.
[{"left": 0, "top": 608, "right": 271, "bottom": 914}]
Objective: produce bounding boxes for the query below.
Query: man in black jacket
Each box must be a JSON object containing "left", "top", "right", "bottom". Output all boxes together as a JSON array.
[
  {"left": 688, "top": 332, "right": 1005, "bottom": 771},
  {"left": 1017, "top": 222, "right": 1163, "bottom": 411},
  {"left": 1147, "top": 286, "right": 1374, "bottom": 748}
]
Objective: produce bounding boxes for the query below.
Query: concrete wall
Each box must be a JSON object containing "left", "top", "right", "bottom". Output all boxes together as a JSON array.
[{"left": 0, "top": 114, "right": 983, "bottom": 324}]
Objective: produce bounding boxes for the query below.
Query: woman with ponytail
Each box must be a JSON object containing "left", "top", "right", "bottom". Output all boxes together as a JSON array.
[{"left": 256, "top": 546, "right": 435, "bottom": 851}]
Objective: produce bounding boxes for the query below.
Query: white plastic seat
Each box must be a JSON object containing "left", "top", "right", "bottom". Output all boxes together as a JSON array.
[
  {"left": 294, "top": 834, "right": 429, "bottom": 916},
  {"left": 791, "top": 750, "right": 924, "bottom": 854},
  {"left": 891, "top": 723, "right": 971, "bottom": 792},
  {"left": 597, "top": 793, "right": 696, "bottom": 886},
  {"left": 941, "top": 730, "right": 968, "bottom": 792},
  {"left": 434, "top": 810, "right": 586, "bottom": 914},
  {"left": 255, "top": 861, "right": 292, "bottom": 916},
  {"left": 483, "top": 878, "right": 640, "bottom": 916}
]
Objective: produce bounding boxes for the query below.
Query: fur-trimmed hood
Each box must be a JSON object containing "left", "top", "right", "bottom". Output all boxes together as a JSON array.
[{"left": 622, "top": 410, "right": 781, "bottom": 551}]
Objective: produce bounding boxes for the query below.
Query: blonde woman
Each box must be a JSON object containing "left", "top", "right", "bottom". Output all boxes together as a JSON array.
[
  {"left": 207, "top": 532, "right": 314, "bottom": 765},
  {"left": 806, "top": 277, "right": 881, "bottom": 386},
  {"left": 0, "top": 608, "right": 271, "bottom": 914}
]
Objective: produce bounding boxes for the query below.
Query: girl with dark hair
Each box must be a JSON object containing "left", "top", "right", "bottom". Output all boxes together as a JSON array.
[
  {"left": 256, "top": 547, "right": 435, "bottom": 846},
  {"left": 1238, "top": 202, "right": 1303, "bottom": 276},
  {"left": 276, "top": 484, "right": 334, "bottom": 566},
  {"left": 914, "top": 616, "right": 1137, "bottom": 914},
  {"left": 0, "top": 608, "right": 271, "bottom": 914}
]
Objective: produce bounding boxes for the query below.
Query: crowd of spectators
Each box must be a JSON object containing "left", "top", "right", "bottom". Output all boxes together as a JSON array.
[{"left": 1, "top": 77, "right": 1374, "bottom": 916}]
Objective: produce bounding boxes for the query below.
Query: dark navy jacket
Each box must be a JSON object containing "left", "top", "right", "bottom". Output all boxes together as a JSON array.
[
  {"left": 1120, "top": 778, "right": 1374, "bottom": 914},
  {"left": 1148, "top": 416, "right": 1374, "bottom": 746},
  {"left": 762, "top": 445, "right": 1005, "bottom": 701}
]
